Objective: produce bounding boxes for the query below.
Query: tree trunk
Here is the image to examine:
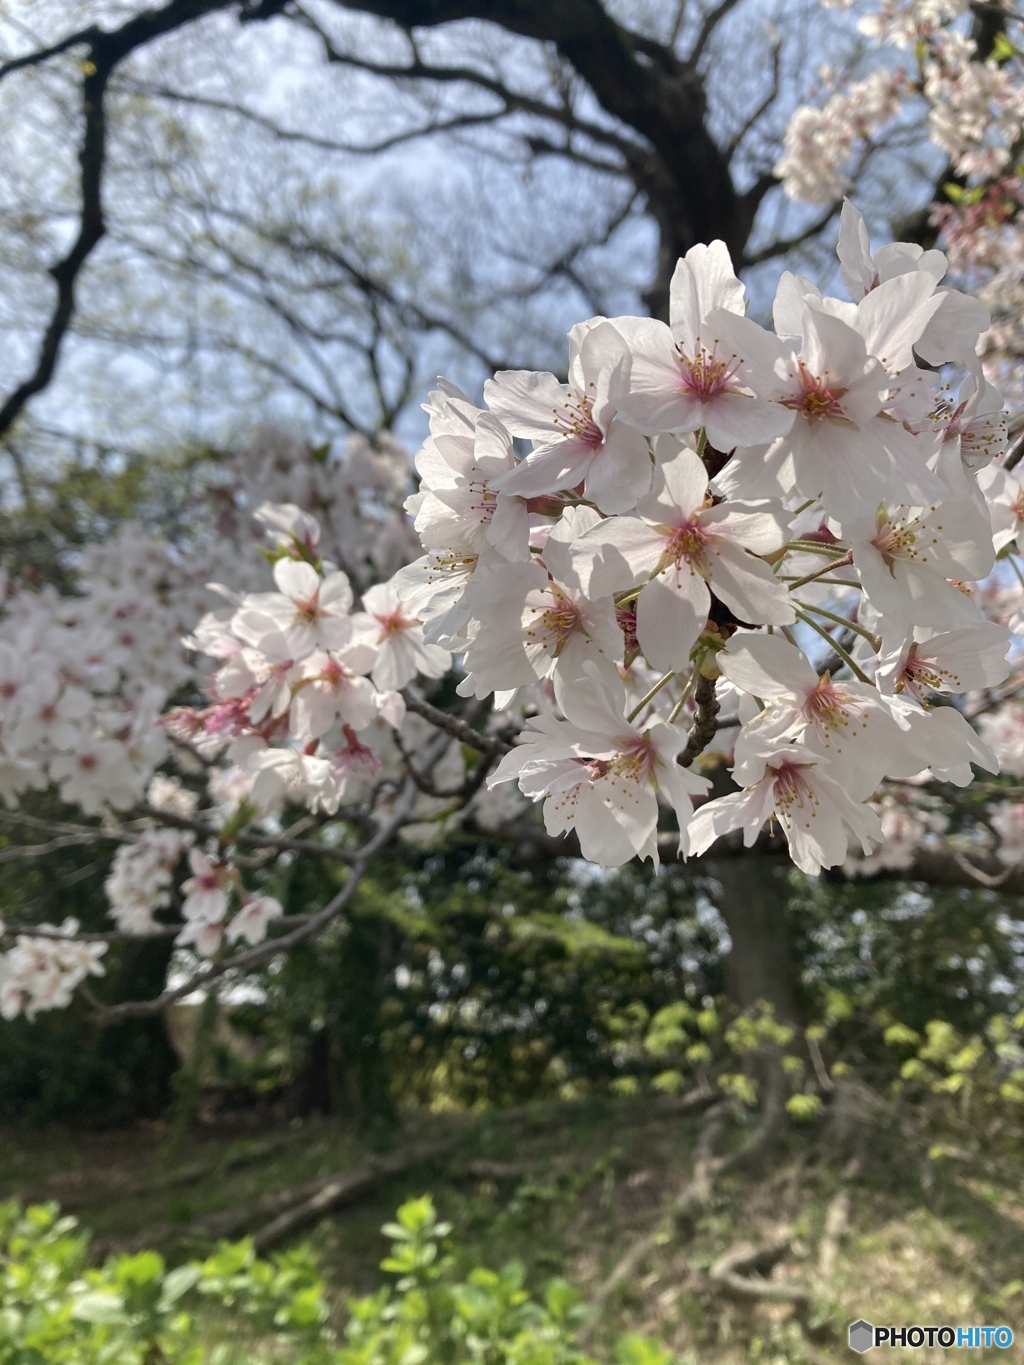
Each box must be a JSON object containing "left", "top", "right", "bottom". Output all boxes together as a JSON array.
[{"left": 710, "top": 856, "right": 801, "bottom": 1024}]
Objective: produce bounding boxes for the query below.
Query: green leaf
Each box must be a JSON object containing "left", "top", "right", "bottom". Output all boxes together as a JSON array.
[
  {"left": 396, "top": 1196, "right": 436, "bottom": 1235},
  {"left": 114, "top": 1249, "right": 165, "bottom": 1287},
  {"left": 615, "top": 1332, "right": 673, "bottom": 1365},
  {"left": 71, "top": 1291, "right": 126, "bottom": 1324},
  {"left": 159, "top": 1264, "right": 202, "bottom": 1307}
]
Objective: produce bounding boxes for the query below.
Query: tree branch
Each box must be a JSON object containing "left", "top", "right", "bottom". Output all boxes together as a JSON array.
[
  {"left": 0, "top": 0, "right": 235, "bottom": 442},
  {"left": 100, "top": 775, "right": 421, "bottom": 1022}
]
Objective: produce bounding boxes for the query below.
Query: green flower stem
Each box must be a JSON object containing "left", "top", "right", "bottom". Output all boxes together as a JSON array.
[{"left": 794, "top": 608, "right": 871, "bottom": 682}]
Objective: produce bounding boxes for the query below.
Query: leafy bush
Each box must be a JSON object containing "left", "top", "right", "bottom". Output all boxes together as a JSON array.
[
  {"left": 0, "top": 1197, "right": 671, "bottom": 1365},
  {"left": 0, "top": 1199, "right": 331, "bottom": 1364},
  {"left": 337, "top": 1194, "right": 670, "bottom": 1365}
]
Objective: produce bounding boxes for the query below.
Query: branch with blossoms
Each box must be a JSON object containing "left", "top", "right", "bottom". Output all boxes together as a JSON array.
[
  {"left": 776, "top": 0, "right": 1024, "bottom": 407},
  {"left": 5, "top": 201, "right": 1024, "bottom": 1022}
]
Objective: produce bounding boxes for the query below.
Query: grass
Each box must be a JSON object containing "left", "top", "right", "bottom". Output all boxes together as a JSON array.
[{"left": 1, "top": 1094, "right": 1022, "bottom": 1362}]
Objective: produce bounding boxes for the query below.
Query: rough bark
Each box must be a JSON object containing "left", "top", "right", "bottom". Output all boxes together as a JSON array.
[{"left": 710, "top": 856, "right": 802, "bottom": 1024}]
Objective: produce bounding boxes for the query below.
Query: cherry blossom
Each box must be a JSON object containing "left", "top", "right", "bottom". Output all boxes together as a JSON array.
[
  {"left": 485, "top": 320, "right": 653, "bottom": 513},
  {"left": 608, "top": 242, "right": 795, "bottom": 451},
  {"left": 489, "top": 672, "right": 709, "bottom": 866},
  {"left": 572, "top": 444, "right": 794, "bottom": 670},
  {"left": 688, "top": 744, "right": 883, "bottom": 876},
  {"left": 350, "top": 580, "right": 450, "bottom": 691},
  {"left": 721, "top": 632, "right": 919, "bottom": 799},
  {"left": 233, "top": 559, "right": 353, "bottom": 660}
]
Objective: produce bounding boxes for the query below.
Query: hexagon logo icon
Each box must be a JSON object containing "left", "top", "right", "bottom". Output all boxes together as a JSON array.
[{"left": 848, "top": 1319, "right": 874, "bottom": 1354}]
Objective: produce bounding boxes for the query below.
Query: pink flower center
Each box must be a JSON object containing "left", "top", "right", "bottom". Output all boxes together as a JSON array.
[
  {"left": 872, "top": 509, "right": 940, "bottom": 567},
  {"left": 665, "top": 519, "right": 710, "bottom": 569},
  {"left": 611, "top": 733, "right": 659, "bottom": 783},
  {"left": 376, "top": 608, "right": 414, "bottom": 637},
  {"left": 321, "top": 657, "right": 352, "bottom": 688},
  {"left": 204, "top": 694, "right": 254, "bottom": 736},
  {"left": 616, "top": 605, "right": 639, "bottom": 654},
  {"left": 900, "top": 648, "right": 958, "bottom": 698},
  {"left": 803, "top": 677, "right": 865, "bottom": 750},
  {"left": 782, "top": 361, "right": 846, "bottom": 421},
  {"left": 771, "top": 759, "right": 817, "bottom": 824},
  {"left": 677, "top": 342, "right": 739, "bottom": 400},
  {"left": 335, "top": 724, "right": 381, "bottom": 779},
  {"left": 292, "top": 593, "right": 323, "bottom": 626},
  {"left": 553, "top": 389, "right": 603, "bottom": 448},
  {"left": 525, "top": 589, "right": 581, "bottom": 655}
]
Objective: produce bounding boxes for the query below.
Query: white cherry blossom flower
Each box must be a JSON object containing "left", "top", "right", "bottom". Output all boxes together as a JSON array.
[
  {"left": 10, "top": 680, "right": 91, "bottom": 752},
  {"left": 180, "top": 848, "right": 231, "bottom": 924},
  {"left": 489, "top": 671, "right": 709, "bottom": 866},
  {"left": 227, "top": 894, "right": 282, "bottom": 946},
  {"left": 892, "top": 703, "right": 999, "bottom": 786},
  {"left": 978, "top": 461, "right": 1024, "bottom": 554},
  {"left": 234, "top": 559, "right": 353, "bottom": 661},
  {"left": 50, "top": 738, "right": 139, "bottom": 814},
  {"left": 845, "top": 500, "right": 992, "bottom": 630},
  {"left": 391, "top": 549, "right": 482, "bottom": 650},
  {"left": 253, "top": 502, "right": 321, "bottom": 554},
  {"left": 247, "top": 745, "right": 342, "bottom": 815},
  {"left": 411, "top": 387, "right": 529, "bottom": 562},
  {"left": 290, "top": 646, "right": 378, "bottom": 740},
  {"left": 688, "top": 744, "right": 882, "bottom": 875},
  {"left": 876, "top": 623, "right": 1010, "bottom": 722},
  {"left": 350, "top": 579, "right": 450, "bottom": 691},
  {"left": 721, "top": 631, "right": 919, "bottom": 799},
  {"left": 610, "top": 242, "right": 795, "bottom": 451},
  {"left": 741, "top": 302, "right": 943, "bottom": 518},
  {"left": 572, "top": 445, "right": 794, "bottom": 670},
  {"left": 456, "top": 559, "right": 622, "bottom": 703},
  {"left": 486, "top": 320, "right": 653, "bottom": 513}
]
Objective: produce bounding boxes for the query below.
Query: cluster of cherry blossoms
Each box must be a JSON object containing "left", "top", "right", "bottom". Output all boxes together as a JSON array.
[
  {"left": 777, "top": 0, "right": 1024, "bottom": 200},
  {"left": 4, "top": 196, "right": 1024, "bottom": 1019},
  {"left": 778, "top": 0, "right": 1024, "bottom": 407},
  {"left": 0, "top": 429, "right": 423, "bottom": 1004},
  {"left": 388, "top": 203, "right": 1008, "bottom": 876},
  {"left": 130, "top": 203, "right": 1018, "bottom": 886},
  {"left": 0, "top": 919, "right": 106, "bottom": 1021}
]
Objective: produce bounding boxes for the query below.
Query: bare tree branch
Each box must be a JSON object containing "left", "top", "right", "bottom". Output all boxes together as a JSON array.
[
  {"left": 690, "top": 0, "right": 745, "bottom": 68},
  {"left": 402, "top": 690, "right": 513, "bottom": 757},
  {"left": 0, "top": 0, "right": 236, "bottom": 442}
]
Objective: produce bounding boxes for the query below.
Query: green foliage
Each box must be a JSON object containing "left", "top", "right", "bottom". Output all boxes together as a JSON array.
[
  {"left": 337, "top": 1195, "right": 665, "bottom": 1365},
  {"left": 0, "top": 1197, "right": 670, "bottom": 1365},
  {"left": 887, "top": 1009, "right": 1024, "bottom": 1109},
  {"left": 0, "top": 1198, "right": 330, "bottom": 1364}
]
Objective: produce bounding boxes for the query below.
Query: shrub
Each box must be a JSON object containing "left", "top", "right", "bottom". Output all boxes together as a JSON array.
[{"left": 0, "top": 1197, "right": 670, "bottom": 1364}]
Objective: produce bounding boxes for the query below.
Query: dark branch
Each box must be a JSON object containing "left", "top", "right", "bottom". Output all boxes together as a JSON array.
[
  {"left": 680, "top": 673, "right": 721, "bottom": 768},
  {"left": 0, "top": 0, "right": 235, "bottom": 442}
]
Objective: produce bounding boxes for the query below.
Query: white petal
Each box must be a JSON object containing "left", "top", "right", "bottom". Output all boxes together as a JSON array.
[
  {"left": 273, "top": 558, "right": 320, "bottom": 601},
  {"left": 635, "top": 568, "right": 709, "bottom": 671},
  {"left": 720, "top": 632, "right": 815, "bottom": 700}
]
